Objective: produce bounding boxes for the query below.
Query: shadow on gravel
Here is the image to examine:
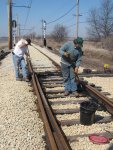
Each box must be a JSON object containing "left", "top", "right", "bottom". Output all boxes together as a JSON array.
[{"left": 107, "top": 144, "right": 113, "bottom": 150}]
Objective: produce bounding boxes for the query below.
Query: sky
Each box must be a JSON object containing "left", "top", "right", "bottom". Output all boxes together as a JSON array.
[{"left": 0, "top": 0, "right": 103, "bottom": 38}]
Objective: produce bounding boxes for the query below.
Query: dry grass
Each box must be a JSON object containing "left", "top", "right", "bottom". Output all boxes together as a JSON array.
[
  {"left": 82, "top": 42, "right": 113, "bottom": 70},
  {"left": 34, "top": 38, "right": 113, "bottom": 71}
]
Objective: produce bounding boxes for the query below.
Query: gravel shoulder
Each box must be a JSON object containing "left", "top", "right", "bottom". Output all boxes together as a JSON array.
[{"left": 0, "top": 53, "right": 46, "bottom": 150}]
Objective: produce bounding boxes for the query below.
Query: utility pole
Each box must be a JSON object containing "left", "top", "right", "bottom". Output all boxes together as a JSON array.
[
  {"left": 8, "top": 0, "right": 12, "bottom": 49},
  {"left": 43, "top": 20, "right": 47, "bottom": 47},
  {"left": 41, "top": 19, "right": 47, "bottom": 47},
  {"left": 41, "top": 19, "right": 43, "bottom": 45},
  {"left": 76, "top": 0, "right": 79, "bottom": 37},
  {"left": 12, "top": 20, "right": 17, "bottom": 46}
]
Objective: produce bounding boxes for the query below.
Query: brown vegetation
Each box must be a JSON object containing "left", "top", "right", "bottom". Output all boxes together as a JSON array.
[
  {"left": 82, "top": 41, "right": 113, "bottom": 70},
  {"left": 35, "top": 38, "right": 113, "bottom": 71}
]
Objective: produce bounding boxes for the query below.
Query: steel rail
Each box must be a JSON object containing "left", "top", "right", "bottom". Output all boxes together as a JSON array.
[
  {"left": 30, "top": 45, "right": 113, "bottom": 115},
  {"left": 34, "top": 73, "right": 71, "bottom": 150},
  {"left": 27, "top": 59, "right": 58, "bottom": 150},
  {"left": 45, "top": 51, "right": 113, "bottom": 116},
  {"left": 27, "top": 59, "right": 71, "bottom": 150},
  {"left": 27, "top": 45, "right": 113, "bottom": 148},
  {"left": 75, "top": 73, "right": 113, "bottom": 115},
  {"left": 81, "top": 81, "right": 113, "bottom": 115},
  {"left": 78, "top": 73, "right": 113, "bottom": 77}
]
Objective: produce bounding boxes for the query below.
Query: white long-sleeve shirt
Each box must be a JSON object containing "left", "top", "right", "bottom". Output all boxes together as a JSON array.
[{"left": 13, "top": 39, "right": 28, "bottom": 57}]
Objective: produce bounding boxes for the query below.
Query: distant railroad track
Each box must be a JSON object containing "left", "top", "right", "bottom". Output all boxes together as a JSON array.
[
  {"left": 33, "top": 40, "right": 113, "bottom": 73},
  {"left": 0, "top": 49, "right": 10, "bottom": 60},
  {"left": 26, "top": 45, "right": 113, "bottom": 149}
]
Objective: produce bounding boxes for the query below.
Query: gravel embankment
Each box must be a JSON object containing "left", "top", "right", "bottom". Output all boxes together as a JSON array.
[{"left": 0, "top": 53, "right": 46, "bottom": 150}]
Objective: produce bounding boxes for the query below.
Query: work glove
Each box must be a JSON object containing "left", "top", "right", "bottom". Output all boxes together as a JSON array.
[
  {"left": 64, "top": 52, "right": 70, "bottom": 57},
  {"left": 74, "top": 68, "right": 79, "bottom": 82},
  {"left": 74, "top": 67, "right": 79, "bottom": 74}
]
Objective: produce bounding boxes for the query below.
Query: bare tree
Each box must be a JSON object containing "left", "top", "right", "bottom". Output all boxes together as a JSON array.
[
  {"left": 27, "top": 32, "right": 36, "bottom": 40},
  {"left": 87, "top": 8, "right": 101, "bottom": 39},
  {"left": 87, "top": 0, "right": 113, "bottom": 39},
  {"left": 102, "top": 36, "right": 113, "bottom": 60},
  {"left": 51, "top": 24, "right": 68, "bottom": 42}
]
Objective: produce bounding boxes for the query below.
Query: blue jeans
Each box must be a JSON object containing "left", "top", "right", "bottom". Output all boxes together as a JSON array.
[
  {"left": 61, "top": 63, "right": 77, "bottom": 92},
  {"left": 12, "top": 54, "right": 28, "bottom": 79}
]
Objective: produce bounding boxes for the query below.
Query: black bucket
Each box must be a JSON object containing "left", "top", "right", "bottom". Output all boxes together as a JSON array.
[{"left": 80, "top": 101, "right": 98, "bottom": 125}]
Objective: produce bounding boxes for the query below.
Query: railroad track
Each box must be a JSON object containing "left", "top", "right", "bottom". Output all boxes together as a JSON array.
[
  {"left": 0, "top": 49, "right": 10, "bottom": 60},
  {"left": 27, "top": 44, "right": 113, "bottom": 150},
  {"left": 33, "top": 41, "right": 113, "bottom": 77}
]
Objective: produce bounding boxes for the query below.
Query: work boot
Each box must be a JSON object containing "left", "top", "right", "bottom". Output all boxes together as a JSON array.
[
  {"left": 16, "top": 78, "right": 22, "bottom": 81},
  {"left": 71, "top": 91, "right": 79, "bottom": 97},
  {"left": 64, "top": 91, "right": 70, "bottom": 96},
  {"left": 25, "top": 78, "right": 30, "bottom": 82},
  {"left": 23, "top": 77, "right": 30, "bottom": 82}
]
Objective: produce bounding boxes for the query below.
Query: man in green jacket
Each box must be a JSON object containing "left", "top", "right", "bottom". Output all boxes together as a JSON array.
[{"left": 60, "top": 37, "right": 83, "bottom": 96}]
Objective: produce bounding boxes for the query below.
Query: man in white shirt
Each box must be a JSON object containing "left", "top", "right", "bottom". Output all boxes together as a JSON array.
[{"left": 12, "top": 38, "right": 31, "bottom": 81}]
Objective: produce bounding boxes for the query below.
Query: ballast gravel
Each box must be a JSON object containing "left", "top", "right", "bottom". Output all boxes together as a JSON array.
[
  {"left": 29, "top": 45, "right": 113, "bottom": 150},
  {"left": 1, "top": 44, "right": 113, "bottom": 150},
  {"left": 84, "top": 77, "right": 113, "bottom": 98},
  {"left": 0, "top": 53, "right": 46, "bottom": 150}
]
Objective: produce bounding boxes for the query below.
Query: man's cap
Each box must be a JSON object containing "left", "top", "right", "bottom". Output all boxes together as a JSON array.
[
  {"left": 25, "top": 38, "right": 31, "bottom": 45},
  {"left": 73, "top": 37, "right": 83, "bottom": 47}
]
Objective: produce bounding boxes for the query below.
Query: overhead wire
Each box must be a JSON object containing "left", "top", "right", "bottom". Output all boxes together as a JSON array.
[
  {"left": 12, "top": 0, "right": 33, "bottom": 37},
  {"left": 24, "top": 0, "right": 33, "bottom": 30},
  {"left": 47, "top": 16, "right": 75, "bottom": 33},
  {"left": 58, "top": 16, "right": 75, "bottom": 25},
  {"left": 63, "top": 17, "right": 93, "bottom": 29},
  {"left": 46, "top": 10, "right": 90, "bottom": 31},
  {"left": 47, "top": 4, "right": 76, "bottom": 25}
]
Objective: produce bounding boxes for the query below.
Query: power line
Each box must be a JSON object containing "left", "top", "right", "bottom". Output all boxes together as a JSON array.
[
  {"left": 12, "top": 0, "right": 33, "bottom": 37},
  {"left": 46, "top": 16, "right": 76, "bottom": 31},
  {"left": 20, "top": 28, "right": 32, "bottom": 30},
  {"left": 66, "top": 23, "right": 76, "bottom": 28},
  {"left": 12, "top": 4, "right": 31, "bottom": 8},
  {"left": 49, "top": 11, "right": 89, "bottom": 27},
  {"left": 24, "top": 0, "right": 33, "bottom": 29},
  {"left": 57, "top": 16, "right": 75, "bottom": 26},
  {"left": 23, "top": 27, "right": 34, "bottom": 37},
  {"left": 47, "top": 4, "right": 76, "bottom": 25},
  {"left": 66, "top": 21, "right": 91, "bottom": 29},
  {"left": 58, "top": 11, "right": 89, "bottom": 26}
]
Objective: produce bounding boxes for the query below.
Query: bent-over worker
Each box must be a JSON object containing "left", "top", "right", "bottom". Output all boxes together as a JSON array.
[
  {"left": 60, "top": 37, "right": 83, "bottom": 96},
  {"left": 12, "top": 38, "right": 31, "bottom": 82}
]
